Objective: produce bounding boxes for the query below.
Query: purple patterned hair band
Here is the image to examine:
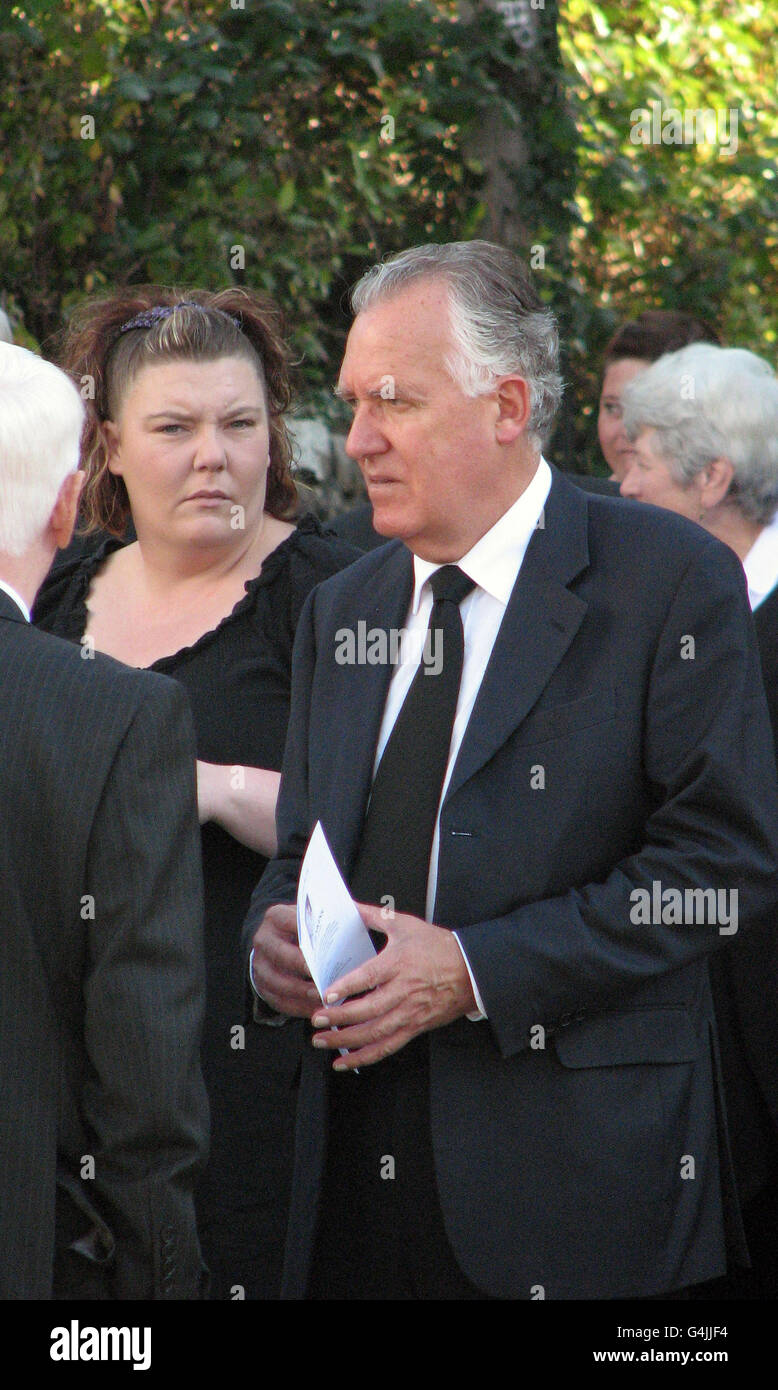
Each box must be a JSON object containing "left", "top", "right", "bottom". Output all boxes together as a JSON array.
[{"left": 117, "top": 301, "right": 241, "bottom": 336}]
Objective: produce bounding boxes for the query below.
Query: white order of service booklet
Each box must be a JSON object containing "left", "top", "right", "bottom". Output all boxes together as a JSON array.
[{"left": 297, "top": 820, "right": 377, "bottom": 1004}]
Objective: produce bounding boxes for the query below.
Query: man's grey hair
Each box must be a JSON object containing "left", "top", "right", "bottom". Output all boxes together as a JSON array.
[
  {"left": 0, "top": 343, "right": 84, "bottom": 555},
  {"left": 622, "top": 343, "right": 778, "bottom": 525},
  {"left": 350, "top": 241, "right": 563, "bottom": 444}
]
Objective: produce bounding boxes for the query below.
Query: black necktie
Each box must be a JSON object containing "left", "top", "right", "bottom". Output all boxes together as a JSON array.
[{"left": 349, "top": 565, "right": 475, "bottom": 919}]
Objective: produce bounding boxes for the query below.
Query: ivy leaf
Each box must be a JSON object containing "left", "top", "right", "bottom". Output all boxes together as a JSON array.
[
  {"left": 114, "top": 72, "right": 152, "bottom": 102},
  {"left": 277, "top": 178, "right": 296, "bottom": 213}
]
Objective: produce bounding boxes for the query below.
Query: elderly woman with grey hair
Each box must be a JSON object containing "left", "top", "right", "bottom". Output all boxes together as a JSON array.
[
  {"left": 619, "top": 343, "right": 778, "bottom": 592},
  {"left": 620, "top": 340, "right": 778, "bottom": 1300}
]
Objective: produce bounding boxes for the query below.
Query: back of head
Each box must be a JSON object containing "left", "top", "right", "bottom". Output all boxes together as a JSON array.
[
  {"left": 604, "top": 309, "right": 720, "bottom": 366},
  {"left": 0, "top": 343, "right": 84, "bottom": 556},
  {"left": 350, "top": 240, "right": 562, "bottom": 444}
]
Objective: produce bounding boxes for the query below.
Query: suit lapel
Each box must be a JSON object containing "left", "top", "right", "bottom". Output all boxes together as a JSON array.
[
  {"left": 446, "top": 470, "right": 591, "bottom": 800},
  {"left": 753, "top": 582, "right": 778, "bottom": 643},
  {"left": 325, "top": 543, "right": 414, "bottom": 869}
]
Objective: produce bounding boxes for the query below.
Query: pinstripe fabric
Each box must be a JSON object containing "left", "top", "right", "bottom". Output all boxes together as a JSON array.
[{"left": 0, "top": 589, "right": 208, "bottom": 1298}]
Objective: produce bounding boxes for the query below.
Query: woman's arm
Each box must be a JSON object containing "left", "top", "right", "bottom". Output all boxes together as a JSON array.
[{"left": 196, "top": 761, "right": 281, "bottom": 857}]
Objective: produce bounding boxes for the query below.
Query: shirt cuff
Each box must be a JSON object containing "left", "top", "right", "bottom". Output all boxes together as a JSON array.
[
  {"left": 248, "top": 948, "right": 290, "bottom": 1027},
  {"left": 452, "top": 932, "right": 488, "bottom": 1021}
]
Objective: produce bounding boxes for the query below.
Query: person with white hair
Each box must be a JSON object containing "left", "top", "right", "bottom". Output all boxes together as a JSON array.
[
  {"left": 0, "top": 344, "right": 84, "bottom": 561},
  {"left": 620, "top": 344, "right": 778, "bottom": 585},
  {"left": 620, "top": 341, "right": 778, "bottom": 1298},
  {"left": 621, "top": 344, "right": 778, "bottom": 743},
  {"left": 0, "top": 341, "right": 208, "bottom": 1298}
]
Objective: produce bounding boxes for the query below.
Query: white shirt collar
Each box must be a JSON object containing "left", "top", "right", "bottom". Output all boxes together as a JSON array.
[
  {"left": 409, "top": 456, "right": 552, "bottom": 613},
  {"left": 742, "top": 513, "right": 778, "bottom": 611},
  {"left": 0, "top": 578, "right": 31, "bottom": 622}
]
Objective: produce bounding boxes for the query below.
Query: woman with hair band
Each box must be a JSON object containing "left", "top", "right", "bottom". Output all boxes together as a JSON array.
[{"left": 34, "top": 288, "right": 359, "bottom": 1298}]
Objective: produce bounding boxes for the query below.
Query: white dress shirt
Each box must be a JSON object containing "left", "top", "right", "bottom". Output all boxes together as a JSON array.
[
  {"left": 372, "top": 457, "right": 552, "bottom": 1013},
  {"left": 743, "top": 513, "right": 778, "bottom": 611},
  {"left": 0, "top": 578, "right": 31, "bottom": 622}
]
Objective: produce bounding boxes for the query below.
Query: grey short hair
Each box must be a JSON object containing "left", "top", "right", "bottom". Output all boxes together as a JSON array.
[
  {"left": 350, "top": 241, "right": 563, "bottom": 444},
  {"left": 621, "top": 343, "right": 778, "bottom": 525},
  {"left": 0, "top": 343, "right": 84, "bottom": 555}
]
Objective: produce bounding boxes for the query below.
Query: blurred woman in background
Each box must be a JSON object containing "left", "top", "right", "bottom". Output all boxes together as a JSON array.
[
  {"left": 620, "top": 343, "right": 778, "bottom": 638},
  {"left": 597, "top": 309, "right": 719, "bottom": 480}
]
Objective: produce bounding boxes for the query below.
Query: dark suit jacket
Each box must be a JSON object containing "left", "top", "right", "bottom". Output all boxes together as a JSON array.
[
  {"left": 706, "top": 580, "right": 778, "bottom": 1206},
  {"left": 755, "top": 584, "right": 778, "bottom": 768},
  {"left": 243, "top": 469, "right": 778, "bottom": 1300},
  {"left": 0, "top": 588, "right": 208, "bottom": 1298}
]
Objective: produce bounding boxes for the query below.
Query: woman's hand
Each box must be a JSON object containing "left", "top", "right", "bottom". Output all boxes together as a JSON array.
[{"left": 196, "top": 761, "right": 281, "bottom": 857}]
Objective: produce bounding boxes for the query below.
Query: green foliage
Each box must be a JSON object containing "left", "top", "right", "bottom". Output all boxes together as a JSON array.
[
  {"left": 559, "top": 0, "right": 778, "bottom": 467},
  {"left": 1, "top": 1, "right": 775, "bottom": 475},
  {"left": 1, "top": 0, "right": 560, "bottom": 427}
]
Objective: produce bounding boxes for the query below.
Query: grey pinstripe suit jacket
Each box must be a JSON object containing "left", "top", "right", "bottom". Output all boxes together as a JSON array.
[{"left": 0, "top": 587, "right": 208, "bottom": 1298}]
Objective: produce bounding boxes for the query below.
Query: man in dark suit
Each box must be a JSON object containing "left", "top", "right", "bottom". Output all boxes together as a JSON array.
[
  {"left": 244, "top": 241, "right": 778, "bottom": 1300},
  {"left": 0, "top": 342, "right": 208, "bottom": 1298}
]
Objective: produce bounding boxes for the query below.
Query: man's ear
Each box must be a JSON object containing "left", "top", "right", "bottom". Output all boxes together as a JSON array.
[
  {"left": 700, "top": 457, "right": 734, "bottom": 510},
  {"left": 103, "top": 419, "right": 122, "bottom": 475},
  {"left": 50, "top": 471, "right": 85, "bottom": 551},
  {"left": 494, "top": 375, "right": 532, "bottom": 444}
]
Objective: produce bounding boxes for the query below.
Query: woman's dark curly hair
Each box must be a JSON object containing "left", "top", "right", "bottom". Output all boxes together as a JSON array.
[{"left": 60, "top": 286, "right": 297, "bottom": 535}]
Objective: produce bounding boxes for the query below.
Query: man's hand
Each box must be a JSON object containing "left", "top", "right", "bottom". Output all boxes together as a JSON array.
[
  {"left": 251, "top": 904, "right": 320, "bottom": 1017},
  {"left": 310, "top": 902, "right": 477, "bottom": 1070}
]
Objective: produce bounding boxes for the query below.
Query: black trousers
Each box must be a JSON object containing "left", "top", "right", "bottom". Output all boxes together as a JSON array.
[{"left": 307, "top": 1036, "right": 489, "bottom": 1300}]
